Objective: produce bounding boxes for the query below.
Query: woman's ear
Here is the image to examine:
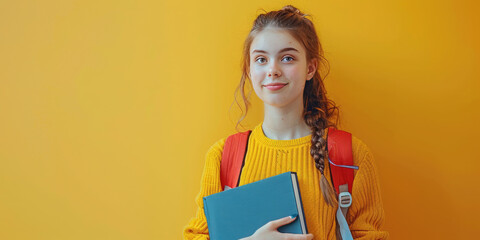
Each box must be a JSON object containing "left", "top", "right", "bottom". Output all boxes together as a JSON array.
[{"left": 306, "top": 58, "right": 318, "bottom": 81}]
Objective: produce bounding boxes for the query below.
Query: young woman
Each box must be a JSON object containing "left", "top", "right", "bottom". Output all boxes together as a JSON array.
[{"left": 183, "top": 5, "right": 388, "bottom": 240}]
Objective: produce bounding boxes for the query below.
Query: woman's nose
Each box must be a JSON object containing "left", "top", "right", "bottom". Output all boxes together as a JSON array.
[
  {"left": 268, "top": 71, "right": 280, "bottom": 77},
  {"left": 267, "top": 62, "right": 281, "bottom": 77}
]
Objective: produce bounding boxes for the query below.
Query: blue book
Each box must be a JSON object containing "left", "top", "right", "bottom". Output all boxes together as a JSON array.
[{"left": 203, "top": 171, "right": 308, "bottom": 240}]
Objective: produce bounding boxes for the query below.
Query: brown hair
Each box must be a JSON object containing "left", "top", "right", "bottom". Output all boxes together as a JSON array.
[{"left": 230, "top": 5, "right": 340, "bottom": 207}]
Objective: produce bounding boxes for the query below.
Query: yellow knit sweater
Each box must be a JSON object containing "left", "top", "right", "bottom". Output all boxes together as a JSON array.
[{"left": 183, "top": 122, "right": 389, "bottom": 240}]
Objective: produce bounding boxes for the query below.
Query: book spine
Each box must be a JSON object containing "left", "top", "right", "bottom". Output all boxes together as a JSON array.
[{"left": 292, "top": 172, "right": 309, "bottom": 234}]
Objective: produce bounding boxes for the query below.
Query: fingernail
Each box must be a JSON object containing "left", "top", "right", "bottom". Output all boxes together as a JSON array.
[{"left": 290, "top": 214, "right": 298, "bottom": 219}]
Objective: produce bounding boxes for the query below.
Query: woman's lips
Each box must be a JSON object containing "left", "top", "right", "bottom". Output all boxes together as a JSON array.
[{"left": 263, "top": 83, "right": 288, "bottom": 91}]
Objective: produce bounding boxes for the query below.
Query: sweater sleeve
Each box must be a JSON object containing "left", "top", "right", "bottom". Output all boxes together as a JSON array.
[
  {"left": 182, "top": 138, "right": 226, "bottom": 240},
  {"left": 347, "top": 139, "right": 389, "bottom": 239}
]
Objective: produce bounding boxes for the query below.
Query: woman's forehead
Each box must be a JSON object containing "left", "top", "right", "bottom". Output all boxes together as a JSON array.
[{"left": 250, "top": 28, "right": 304, "bottom": 55}]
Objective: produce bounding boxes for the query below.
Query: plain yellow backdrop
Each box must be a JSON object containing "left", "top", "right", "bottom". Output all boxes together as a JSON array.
[{"left": 1, "top": 0, "right": 479, "bottom": 239}]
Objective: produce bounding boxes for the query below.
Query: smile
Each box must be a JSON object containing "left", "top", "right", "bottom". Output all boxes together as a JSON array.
[{"left": 263, "top": 83, "right": 288, "bottom": 91}]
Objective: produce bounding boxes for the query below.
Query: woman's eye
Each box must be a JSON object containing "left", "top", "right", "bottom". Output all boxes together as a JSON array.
[
  {"left": 283, "top": 56, "right": 294, "bottom": 62},
  {"left": 255, "top": 57, "right": 266, "bottom": 64}
]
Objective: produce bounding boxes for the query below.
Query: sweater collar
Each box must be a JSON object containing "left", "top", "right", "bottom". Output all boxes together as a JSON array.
[{"left": 251, "top": 122, "right": 329, "bottom": 148}]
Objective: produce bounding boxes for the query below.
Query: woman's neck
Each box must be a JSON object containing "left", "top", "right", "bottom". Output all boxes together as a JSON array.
[{"left": 262, "top": 102, "right": 311, "bottom": 140}]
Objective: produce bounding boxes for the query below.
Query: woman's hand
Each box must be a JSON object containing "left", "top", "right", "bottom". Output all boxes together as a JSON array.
[{"left": 240, "top": 216, "right": 314, "bottom": 240}]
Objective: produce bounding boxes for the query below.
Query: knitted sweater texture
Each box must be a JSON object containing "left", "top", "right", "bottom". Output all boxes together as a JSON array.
[{"left": 183, "top": 122, "right": 389, "bottom": 239}]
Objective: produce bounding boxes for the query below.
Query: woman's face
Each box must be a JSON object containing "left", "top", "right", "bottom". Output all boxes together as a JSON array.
[{"left": 249, "top": 27, "right": 316, "bottom": 109}]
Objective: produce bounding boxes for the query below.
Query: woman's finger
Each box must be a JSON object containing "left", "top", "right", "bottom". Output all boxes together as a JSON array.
[{"left": 266, "top": 215, "right": 297, "bottom": 230}]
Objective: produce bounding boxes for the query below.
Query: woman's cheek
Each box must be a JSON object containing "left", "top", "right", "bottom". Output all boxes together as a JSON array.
[{"left": 250, "top": 70, "right": 263, "bottom": 87}]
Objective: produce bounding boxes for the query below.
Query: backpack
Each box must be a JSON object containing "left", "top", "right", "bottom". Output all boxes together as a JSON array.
[{"left": 219, "top": 127, "right": 359, "bottom": 240}]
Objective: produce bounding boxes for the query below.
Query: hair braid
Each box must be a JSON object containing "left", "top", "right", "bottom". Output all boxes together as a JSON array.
[{"left": 304, "top": 84, "right": 338, "bottom": 207}]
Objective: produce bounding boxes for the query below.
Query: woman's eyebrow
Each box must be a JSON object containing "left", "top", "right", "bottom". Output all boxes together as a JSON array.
[{"left": 251, "top": 47, "right": 299, "bottom": 54}]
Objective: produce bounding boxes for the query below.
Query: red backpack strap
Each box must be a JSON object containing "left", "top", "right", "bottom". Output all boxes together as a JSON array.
[
  {"left": 327, "top": 127, "right": 359, "bottom": 220},
  {"left": 220, "top": 130, "right": 252, "bottom": 191},
  {"left": 327, "top": 127, "right": 355, "bottom": 194},
  {"left": 328, "top": 129, "right": 358, "bottom": 240}
]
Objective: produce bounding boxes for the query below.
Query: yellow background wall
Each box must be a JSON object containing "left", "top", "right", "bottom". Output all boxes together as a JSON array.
[{"left": 1, "top": 0, "right": 478, "bottom": 239}]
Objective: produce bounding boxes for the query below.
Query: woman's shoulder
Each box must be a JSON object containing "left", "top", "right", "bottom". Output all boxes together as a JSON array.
[
  {"left": 205, "top": 136, "right": 228, "bottom": 161},
  {"left": 350, "top": 134, "right": 376, "bottom": 167},
  {"left": 205, "top": 130, "right": 252, "bottom": 160}
]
